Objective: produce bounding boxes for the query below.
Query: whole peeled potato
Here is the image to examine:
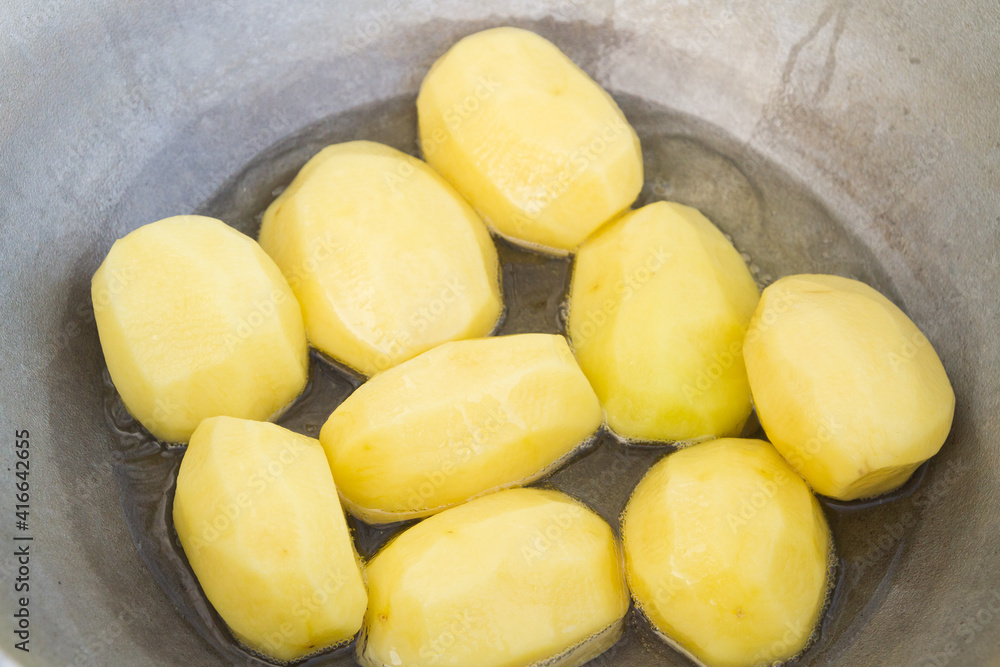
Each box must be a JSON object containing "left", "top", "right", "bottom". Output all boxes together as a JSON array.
[
  {"left": 320, "top": 333, "right": 603, "bottom": 523},
  {"left": 173, "top": 417, "right": 367, "bottom": 661},
  {"left": 259, "top": 140, "right": 502, "bottom": 376},
  {"left": 92, "top": 215, "right": 308, "bottom": 443},
  {"left": 358, "top": 487, "right": 629, "bottom": 667},
  {"left": 743, "top": 274, "right": 955, "bottom": 500},
  {"left": 622, "top": 438, "right": 832, "bottom": 667},
  {"left": 568, "top": 201, "right": 759, "bottom": 443},
  {"left": 418, "top": 27, "right": 643, "bottom": 254}
]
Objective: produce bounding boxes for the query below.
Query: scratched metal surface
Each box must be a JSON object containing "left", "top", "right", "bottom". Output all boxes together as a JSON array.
[{"left": 0, "top": 1, "right": 998, "bottom": 666}]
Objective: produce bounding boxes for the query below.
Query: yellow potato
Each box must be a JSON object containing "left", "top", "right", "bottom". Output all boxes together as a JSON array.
[
  {"left": 173, "top": 417, "right": 367, "bottom": 662},
  {"left": 319, "top": 334, "right": 602, "bottom": 523},
  {"left": 358, "top": 487, "right": 629, "bottom": 667},
  {"left": 259, "top": 140, "right": 502, "bottom": 376},
  {"left": 622, "top": 438, "right": 832, "bottom": 667},
  {"left": 568, "top": 201, "right": 760, "bottom": 443},
  {"left": 743, "top": 274, "right": 955, "bottom": 500},
  {"left": 92, "top": 215, "right": 308, "bottom": 443},
  {"left": 417, "top": 27, "right": 643, "bottom": 254}
]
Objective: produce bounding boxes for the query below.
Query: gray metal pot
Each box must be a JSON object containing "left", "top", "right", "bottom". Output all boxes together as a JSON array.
[{"left": 2, "top": 1, "right": 998, "bottom": 665}]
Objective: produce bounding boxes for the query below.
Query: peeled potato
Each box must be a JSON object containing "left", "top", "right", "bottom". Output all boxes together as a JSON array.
[
  {"left": 358, "top": 487, "right": 629, "bottom": 667},
  {"left": 417, "top": 27, "right": 643, "bottom": 254},
  {"left": 319, "top": 334, "right": 602, "bottom": 523},
  {"left": 622, "top": 438, "right": 832, "bottom": 667},
  {"left": 743, "top": 274, "right": 955, "bottom": 500},
  {"left": 259, "top": 140, "right": 502, "bottom": 376},
  {"left": 173, "top": 417, "right": 368, "bottom": 662},
  {"left": 92, "top": 215, "right": 308, "bottom": 443},
  {"left": 568, "top": 201, "right": 760, "bottom": 443}
]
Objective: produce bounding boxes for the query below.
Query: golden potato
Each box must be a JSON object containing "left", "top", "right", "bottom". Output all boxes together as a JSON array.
[
  {"left": 622, "top": 438, "right": 832, "bottom": 667},
  {"left": 568, "top": 201, "right": 759, "bottom": 443},
  {"left": 259, "top": 140, "right": 502, "bottom": 376},
  {"left": 417, "top": 27, "right": 643, "bottom": 254},
  {"left": 173, "top": 417, "right": 367, "bottom": 661},
  {"left": 743, "top": 274, "right": 955, "bottom": 500},
  {"left": 92, "top": 215, "right": 308, "bottom": 443},
  {"left": 319, "top": 334, "right": 602, "bottom": 523},
  {"left": 358, "top": 488, "right": 629, "bottom": 667}
]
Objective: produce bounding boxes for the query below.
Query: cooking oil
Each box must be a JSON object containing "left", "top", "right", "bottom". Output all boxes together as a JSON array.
[{"left": 105, "top": 92, "right": 928, "bottom": 667}]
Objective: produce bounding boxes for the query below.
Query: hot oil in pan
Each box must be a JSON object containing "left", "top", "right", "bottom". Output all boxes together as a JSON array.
[{"left": 106, "top": 93, "right": 937, "bottom": 666}]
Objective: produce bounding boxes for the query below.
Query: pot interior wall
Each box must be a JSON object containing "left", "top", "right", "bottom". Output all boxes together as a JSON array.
[{"left": 0, "top": 2, "right": 997, "bottom": 666}]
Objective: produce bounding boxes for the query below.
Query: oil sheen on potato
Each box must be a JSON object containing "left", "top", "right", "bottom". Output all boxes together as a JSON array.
[
  {"left": 320, "top": 334, "right": 603, "bottom": 523},
  {"left": 744, "top": 274, "right": 955, "bottom": 500},
  {"left": 622, "top": 438, "right": 832, "bottom": 667},
  {"left": 173, "top": 417, "right": 368, "bottom": 661},
  {"left": 259, "top": 140, "right": 502, "bottom": 376},
  {"left": 92, "top": 215, "right": 308, "bottom": 443},
  {"left": 359, "top": 487, "right": 629, "bottom": 667},
  {"left": 418, "top": 27, "right": 643, "bottom": 254},
  {"left": 568, "top": 201, "right": 759, "bottom": 444}
]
